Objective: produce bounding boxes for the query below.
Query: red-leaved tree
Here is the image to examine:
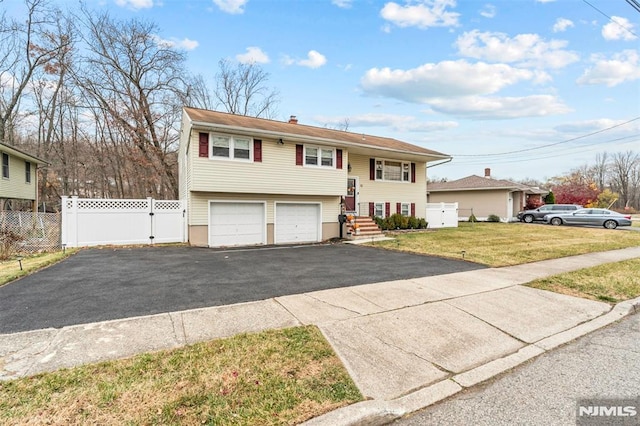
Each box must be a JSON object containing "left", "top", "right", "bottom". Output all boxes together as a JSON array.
[{"left": 552, "top": 182, "right": 601, "bottom": 206}]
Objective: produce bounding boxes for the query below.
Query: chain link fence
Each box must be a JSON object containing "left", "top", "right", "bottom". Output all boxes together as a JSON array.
[{"left": 0, "top": 211, "right": 61, "bottom": 258}]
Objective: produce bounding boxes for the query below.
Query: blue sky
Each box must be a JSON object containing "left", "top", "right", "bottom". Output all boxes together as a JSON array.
[{"left": 9, "top": 0, "right": 640, "bottom": 181}]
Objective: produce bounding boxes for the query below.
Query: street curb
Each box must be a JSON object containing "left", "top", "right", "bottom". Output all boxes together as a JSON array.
[{"left": 301, "top": 296, "right": 640, "bottom": 426}]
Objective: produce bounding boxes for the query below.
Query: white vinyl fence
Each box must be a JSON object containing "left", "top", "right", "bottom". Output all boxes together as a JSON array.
[
  {"left": 61, "top": 196, "right": 186, "bottom": 248},
  {"left": 426, "top": 202, "right": 459, "bottom": 229}
]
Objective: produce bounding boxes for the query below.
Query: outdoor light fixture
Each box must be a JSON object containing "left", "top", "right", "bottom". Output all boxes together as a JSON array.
[{"left": 278, "top": 138, "right": 284, "bottom": 145}]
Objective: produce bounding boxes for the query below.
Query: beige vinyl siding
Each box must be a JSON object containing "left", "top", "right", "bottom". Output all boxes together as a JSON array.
[
  {"left": 0, "top": 154, "right": 36, "bottom": 200},
  {"left": 189, "top": 192, "right": 340, "bottom": 225},
  {"left": 348, "top": 153, "right": 427, "bottom": 217},
  {"left": 189, "top": 131, "right": 345, "bottom": 196},
  {"left": 428, "top": 190, "right": 509, "bottom": 220}
]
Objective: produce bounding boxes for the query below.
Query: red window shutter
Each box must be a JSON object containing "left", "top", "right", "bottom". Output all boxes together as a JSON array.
[
  {"left": 336, "top": 149, "right": 343, "bottom": 169},
  {"left": 411, "top": 203, "right": 416, "bottom": 216},
  {"left": 369, "top": 202, "right": 375, "bottom": 217},
  {"left": 198, "top": 133, "right": 208, "bottom": 157},
  {"left": 370, "top": 158, "right": 375, "bottom": 180},
  {"left": 253, "top": 139, "right": 262, "bottom": 162},
  {"left": 296, "top": 144, "right": 303, "bottom": 165},
  {"left": 385, "top": 202, "right": 390, "bottom": 217},
  {"left": 396, "top": 203, "right": 401, "bottom": 214},
  {"left": 411, "top": 163, "right": 416, "bottom": 183}
]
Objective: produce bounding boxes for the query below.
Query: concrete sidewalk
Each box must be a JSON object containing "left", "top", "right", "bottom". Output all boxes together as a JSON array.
[{"left": 2, "top": 246, "right": 640, "bottom": 425}]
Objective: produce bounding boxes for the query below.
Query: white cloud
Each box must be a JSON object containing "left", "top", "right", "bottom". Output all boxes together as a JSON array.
[
  {"left": 602, "top": 16, "right": 637, "bottom": 41},
  {"left": 362, "top": 60, "right": 542, "bottom": 102},
  {"left": 213, "top": 0, "right": 247, "bottom": 14},
  {"left": 455, "top": 30, "right": 579, "bottom": 69},
  {"left": 236, "top": 47, "right": 269, "bottom": 64},
  {"left": 315, "top": 113, "right": 458, "bottom": 132},
  {"left": 332, "top": 0, "right": 353, "bottom": 8},
  {"left": 554, "top": 119, "right": 632, "bottom": 133},
  {"left": 115, "top": 0, "right": 154, "bottom": 9},
  {"left": 153, "top": 36, "right": 199, "bottom": 51},
  {"left": 427, "top": 95, "right": 571, "bottom": 119},
  {"left": 535, "top": 0, "right": 555, "bottom": 3},
  {"left": 553, "top": 18, "right": 574, "bottom": 33},
  {"left": 286, "top": 50, "right": 327, "bottom": 69},
  {"left": 479, "top": 4, "right": 496, "bottom": 18},
  {"left": 380, "top": 0, "right": 460, "bottom": 29},
  {"left": 360, "top": 60, "right": 568, "bottom": 119},
  {"left": 577, "top": 50, "right": 640, "bottom": 87}
]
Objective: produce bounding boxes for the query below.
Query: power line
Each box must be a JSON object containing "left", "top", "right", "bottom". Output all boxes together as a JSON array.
[
  {"left": 451, "top": 116, "right": 640, "bottom": 157},
  {"left": 582, "top": 0, "right": 639, "bottom": 37},
  {"left": 625, "top": 0, "right": 640, "bottom": 14}
]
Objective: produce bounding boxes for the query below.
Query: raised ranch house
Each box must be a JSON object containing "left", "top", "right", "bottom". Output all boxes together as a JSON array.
[
  {"left": 427, "top": 168, "right": 547, "bottom": 222},
  {"left": 0, "top": 141, "right": 46, "bottom": 211},
  {"left": 179, "top": 107, "right": 450, "bottom": 247}
]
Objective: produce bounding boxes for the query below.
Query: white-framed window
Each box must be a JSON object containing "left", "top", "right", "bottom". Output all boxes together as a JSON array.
[
  {"left": 25, "top": 161, "right": 31, "bottom": 183},
  {"left": 2, "top": 153, "right": 8, "bottom": 179},
  {"left": 401, "top": 202, "right": 410, "bottom": 217},
  {"left": 305, "top": 145, "right": 335, "bottom": 168},
  {"left": 375, "top": 159, "right": 410, "bottom": 182},
  {"left": 210, "top": 134, "right": 252, "bottom": 161},
  {"left": 374, "top": 202, "right": 384, "bottom": 218}
]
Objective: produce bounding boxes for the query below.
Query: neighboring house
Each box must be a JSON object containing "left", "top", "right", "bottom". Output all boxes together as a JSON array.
[
  {"left": 179, "top": 107, "right": 450, "bottom": 247},
  {"left": 0, "top": 141, "right": 46, "bottom": 211},
  {"left": 427, "top": 168, "right": 547, "bottom": 222}
]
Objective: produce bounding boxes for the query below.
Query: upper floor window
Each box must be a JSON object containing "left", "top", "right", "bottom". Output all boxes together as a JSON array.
[
  {"left": 305, "top": 146, "right": 335, "bottom": 168},
  {"left": 25, "top": 161, "right": 31, "bottom": 183},
  {"left": 375, "top": 159, "right": 410, "bottom": 182},
  {"left": 2, "top": 153, "right": 8, "bottom": 179},
  {"left": 210, "top": 135, "right": 252, "bottom": 161}
]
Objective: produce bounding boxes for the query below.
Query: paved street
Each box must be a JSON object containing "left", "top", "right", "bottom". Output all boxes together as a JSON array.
[
  {"left": 395, "top": 313, "right": 640, "bottom": 426},
  {"left": 0, "top": 244, "right": 483, "bottom": 334}
]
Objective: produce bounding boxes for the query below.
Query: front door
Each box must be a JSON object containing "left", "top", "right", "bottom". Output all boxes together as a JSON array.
[{"left": 345, "top": 177, "right": 358, "bottom": 213}]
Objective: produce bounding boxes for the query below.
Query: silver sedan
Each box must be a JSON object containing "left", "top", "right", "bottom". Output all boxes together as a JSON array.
[{"left": 543, "top": 208, "right": 633, "bottom": 229}]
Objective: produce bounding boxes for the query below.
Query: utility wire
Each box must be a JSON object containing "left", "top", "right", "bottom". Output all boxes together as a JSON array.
[
  {"left": 625, "top": 0, "right": 640, "bottom": 14},
  {"left": 582, "top": 0, "right": 639, "bottom": 37},
  {"left": 451, "top": 116, "right": 640, "bottom": 157}
]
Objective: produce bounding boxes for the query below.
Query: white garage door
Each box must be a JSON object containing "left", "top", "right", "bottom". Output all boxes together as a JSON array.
[
  {"left": 209, "top": 202, "right": 265, "bottom": 247},
  {"left": 275, "top": 203, "right": 321, "bottom": 244}
]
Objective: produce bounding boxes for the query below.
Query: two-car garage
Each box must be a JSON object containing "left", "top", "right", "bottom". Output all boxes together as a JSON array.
[{"left": 208, "top": 201, "right": 322, "bottom": 247}]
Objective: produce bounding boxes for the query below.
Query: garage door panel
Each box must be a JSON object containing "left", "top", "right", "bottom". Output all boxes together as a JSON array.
[
  {"left": 210, "top": 203, "right": 265, "bottom": 247},
  {"left": 276, "top": 204, "right": 320, "bottom": 244}
]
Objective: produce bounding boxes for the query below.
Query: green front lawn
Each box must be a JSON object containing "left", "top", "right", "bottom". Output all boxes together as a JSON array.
[{"left": 371, "top": 222, "right": 640, "bottom": 267}]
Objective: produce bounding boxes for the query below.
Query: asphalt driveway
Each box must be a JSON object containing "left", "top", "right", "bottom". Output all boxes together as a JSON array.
[{"left": 0, "top": 244, "right": 485, "bottom": 334}]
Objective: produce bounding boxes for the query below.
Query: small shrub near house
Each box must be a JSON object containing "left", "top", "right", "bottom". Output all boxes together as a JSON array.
[
  {"left": 374, "top": 214, "right": 428, "bottom": 230},
  {"left": 487, "top": 214, "right": 501, "bottom": 222}
]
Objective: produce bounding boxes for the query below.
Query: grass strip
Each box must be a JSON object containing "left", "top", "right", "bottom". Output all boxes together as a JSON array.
[
  {"left": 0, "top": 325, "right": 362, "bottom": 425},
  {"left": 526, "top": 258, "right": 640, "bottom": 304},
  {"left": 0, "top": 250, "right": 78, "bottom": 287}
]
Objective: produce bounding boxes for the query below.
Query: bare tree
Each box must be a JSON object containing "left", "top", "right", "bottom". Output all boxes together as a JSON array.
[
  {"left": 214, "top": 59, "right": 280, "bottom": 118},
  {"left": 73, "top": 10, "right": 186, "bottom": 198},
  {"left": 592, "top": 152, "right": 608, "bottom": 191},
  {"left": 609, "top": 151, "right": 640, "bottom": 208},
  {"left": 0, "top": 0, "right": 68, "bottom": 143},
  {"left": 185, "top": 74, "right": 215, "bottom": 110}
]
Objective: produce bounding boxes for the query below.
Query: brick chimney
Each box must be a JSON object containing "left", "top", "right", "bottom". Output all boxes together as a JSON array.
[
  {"left": 484, "top": 168, "right": 491, "bottom": 178},
  {"left": 288, "top": 115, "right": 298, "bottom": 124}
]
